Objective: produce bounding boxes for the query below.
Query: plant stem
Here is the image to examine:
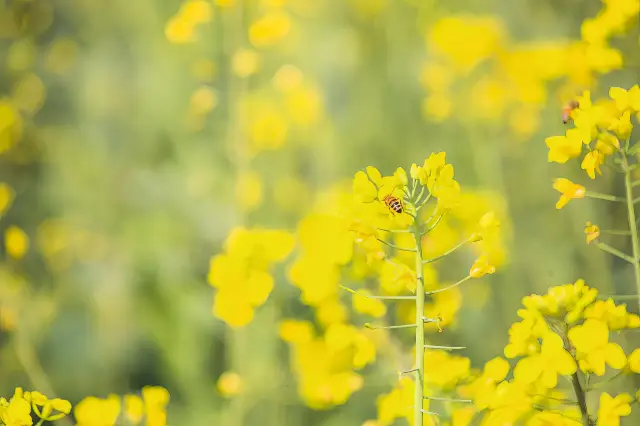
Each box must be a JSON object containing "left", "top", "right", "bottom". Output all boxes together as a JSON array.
[
  {"left": 413, "top": 227, "right": 425, "bottom": 426},
  {"left": 622, "top": 154, "right": 640, "bottom": 311},
  {"left": 571, "top": 372, "right": 591, "bottom": 426}
]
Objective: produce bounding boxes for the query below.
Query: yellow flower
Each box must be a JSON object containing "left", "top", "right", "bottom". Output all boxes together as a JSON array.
[
  {"left": 469, "top": 254, "right": 496, "bottom": 278},
  {"left": 124, "top": 395, "right": 144, "bottom": 424},
  {"left": 581, "top": 149, "right": 604, "bottom": 179},
  {"left": 608, "top": 110, "right": 633, "bottom": 140},
  {"left": 609, "top": 85, "right": 640, "bottom": 112},
  {"left": 568, "top": 319, "right": 627, "bottom": 375},
  {"left": 584, "top": 299, "right": 640, "bottom": 331},
  {"left": 217, "top": 372, "right": 243, "bottom": 397},
  {"left": 596, "top": 393, "right": 632, "bottom": 426},
  {"left": 513, "top": 332, "right": 576, "bottom": 388},
  {"left": 458, "top": 357, "right": 509, "bottom": 410},
  {"left": 24, "top": 391, "right": 71, "bottom": 422},
  {"left": 522, "top": 279, "right": 598, "bottom": 324},
  {"left": 0, "top": 388, "right": 32, "bottom": 426},
  {"left": 74, "top": 395, "right": 120, "bottom": 426},
  {"left": 552, "top": 178, "right": 585, "bottom": 209},
  {"left": 584, "top": 221, "right": 600, "bottom": 244},
  {"left": 545, "top": 128, "right": 586, "bottom": 163},
  {"left": 353, "top": 170, "right": 378, "bottom": 203},
  {"left": 423, "top": 350, "right": 470, "bottom": 389}
]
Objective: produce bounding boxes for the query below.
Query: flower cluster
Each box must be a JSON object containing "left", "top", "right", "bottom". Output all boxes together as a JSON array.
[
  {"left": 420, "top": 1, "right": 638, "bottom": 138},
  {"left": 279, "top": 319, "right": 375, "bottom": 409},
  {"left": 0, "top": 386, "right": 170, "bottom": 426},
  {"left": 0, "top": 388, "right": 71, "bottom": 425},
  {"left": 369, "top": 280, "right": 640, "bottom": 426},
  {"left": 208, "top": 227, "right": 295, "bottom": 327},
  {"left": 547, "top": 86, "right": 639, "bottom": 188}
]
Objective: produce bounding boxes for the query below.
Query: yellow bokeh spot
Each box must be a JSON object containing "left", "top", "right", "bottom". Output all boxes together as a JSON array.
[
  {"left": 45, "top": 38, "right": 78, "bottom": 75},
  {"left": 235, "top": 171, "right": 263, "bottom": 211},
  {"left": 0, "top": 183, "right": 15, "bottom": 216},
  {"left": 217, "top": 372, "right": 243, "bottom": 397},
  {"left": 165, "top": 17, "right": 196, "bottom": 44},
  {"left": 232, "top": 49, "right": 261, "bottom": 78},
  {"left": 189, "top": 86, "right": 218, "bottom": 115},
  {"left": 249, "top": 11, "right": 291, "bottom": 48},
  {"left": 12, "top": 73, "right": 47, "bottom": 115},
  {"left": 5, "top": 226, "right": 29, "bottom": 260},
  {"left": 422, "top": 93, "right": 452, "bottom": 121},
  {"left": 273, "top": 64, "right": 303, "bottom": 92},
  {"left": 190, "top": 59, "right": 217, "bottom": 82}
]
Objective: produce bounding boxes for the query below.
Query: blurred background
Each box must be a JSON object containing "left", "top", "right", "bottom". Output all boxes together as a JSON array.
[{"left": 0, "top": 0, "right": 639, "bottom": 424}]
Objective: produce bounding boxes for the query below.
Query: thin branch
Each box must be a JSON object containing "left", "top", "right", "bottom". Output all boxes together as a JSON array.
[
  {"left": 599, "top": 229, "right": 632, "bottom": 236},
  {"left": 339, "top": 285, "right": 415, "bottom": 300},
  {"left": 364, "top": 323, "right": 417, "bottom": 330},
  {"left": 422, "top": 237, "right": 472, "bottom": 264},
  {"left": 400, "top": 368, "right": 418, "bottom": 375},
  {"left": 424, "top": 345, "right": 466, "bottom": 351},
  {"left": 377, "top": 238, "right": 417, "bottom": 252},
  {"left": 597, "top": 294, "right": 639, "bottom": 301},
  {"left": 425, "top": 276, "right": 472, "bottom": 295},
  {"left": 424, "top": 396, "right": 472, "bottom": 403},
  {"left": 421, "top": 214, "right": 444, "bottom": 236},
  {"left": 595, "top": 242, "right": 636, "bottom": 263},
  {"left": 377, "top": 227, "right": 411, "bottom": 233},
  {"left": 584, "top": 191, "right": 625, "bottom": 202}
]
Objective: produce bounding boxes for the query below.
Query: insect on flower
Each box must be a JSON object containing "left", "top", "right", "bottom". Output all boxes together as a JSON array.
[
  {"left": 383, "top": 194, "right": 403, "bottom": 215},
  {"left": 562, "top": 100, "right": 579, "bottom": 124}
]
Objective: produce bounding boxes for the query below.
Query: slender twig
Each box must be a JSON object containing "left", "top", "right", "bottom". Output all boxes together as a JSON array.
[
  {"left": 339, "top": 285, "right": 415, "bottom": 300},
  {"left": 599, "top": 229, "right": 631, "bottom": 236},
  {"left": 365, "top": 323, "right": 417, "bottom": 330},
  {"left": 584, "top": 371, "right": 625, "bottom": 391},
  {"left": 424, "top": 345, "right": 466, "bottom": 351},
  {"left": 377, "top": 238, "right": 417, "bottom": 252},
  {"left": 422, "top": 214, "right": 444, "bottom": 236},
  {"left": 412, "top": 224, "right": 426, "bottom": 426},
  {"left": 570, "top": 372, "right": 590, "bottom": 426},
  {"left": 597, "top": 294, "right": 640, "bottom": 301},
  {"left": 584, "top": 192, "right": 625, "bottom": 202},
  {"left": 594, "top": 242, "right": 636, "bottom": 264},
  {"left": 377, "top": 227, "right": 411, "bottom": 233},
  {"left": 622, "top": 152, "right": 640, "bottom": 312},
  {"left": 426, "top": 276, "right": 472, "bottom": 295},
  {"left": 424, "top": 396, "right": 472, "bottom": 403},
  {"left": 423, "top": 237, "right": 472, "bottom": 264}
]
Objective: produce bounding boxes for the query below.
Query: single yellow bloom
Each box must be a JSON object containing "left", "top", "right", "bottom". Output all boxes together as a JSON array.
[
  {"left": 581, "top": 150, "right": 604, "bottom": 179},
  {"left": 628, "top": 348, "right": 640, "bottom": 373},
  {"left": 584, "top": 221, "right": 600, "bottom": 244},
  {"left": 609, "top": 85, "right": 640, "bottom": 112},
  {"left": 469, "top": 254, "right": 496, "bottom": 278},
  {"left": 608, "top": 110, "right": 633, "bottom": 140},
  {"left": 568, "top": 319, "right": 627, "bottom": 375},
  {"left": 552, "top": 178, "right": 585, "bottom": 209},
  {"left": 596, "top": 393, "right": 632, "bottom": 426},
  {"left": 513, "top": 332, "right": 576, "bottom": 388},
  {"left": 545, "top": 128, "right": 585, "bottom": 163}
]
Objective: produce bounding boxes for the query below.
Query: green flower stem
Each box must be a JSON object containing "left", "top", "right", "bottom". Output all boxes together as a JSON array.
[
  {"left": 571, "top": 372, "right": 591, "bottom": 426},
  {"left": 376, "top": 238, "right": 417, "bottom": 252},
  {"left": 426, "top": 275, "right": 472, "bottom": 295},
  {"left": 412, "top": 226, "right": 426, "bottom": 426},
  {"left": 594, "top": 242, "right": 636, "bottom": 264},
  {"left": 424, "top": 395, "right": 472, "bottom": 403},
  {"left": 584, "top": 192, "right": 625, "bottom": 202},
  {"left": 422, "top": 238, "right": 472, "bottom": 265},
  {"left": 421, "top": 214, "right": 443, "bottom": 236},
  {"left": 599, "top": 229, "right": 631, "bottom": 236},
  {"left": 339, "top": 285, "right": 416, "bottom": 300},
  {"left": 622, "top": 154, "right": 640, "bottom": 311},
  {"left": 584, "top": 371, "right": 624, "bottom": 391},
  {"left": 364, "top": 323, "right": 417, "bottom": 330},
  {"left": 377, "top": 227, "right": 412, "bottom": 233},
  {"left": 424, "top": 344, "right": 466, "bottom": 350},
  {"left": 597, "top": 294, "right": 640, "bottom": 300}
]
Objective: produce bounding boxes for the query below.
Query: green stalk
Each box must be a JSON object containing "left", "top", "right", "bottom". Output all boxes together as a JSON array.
[
  {"left": 412, "top": 227, "right": 425, "bottom": 426},
  {"left": 622, "top": 154, "right": 640, "bottom": 311}
]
